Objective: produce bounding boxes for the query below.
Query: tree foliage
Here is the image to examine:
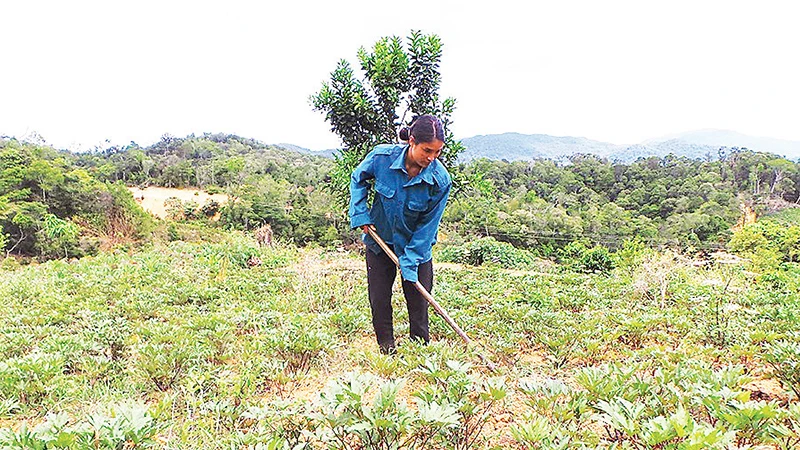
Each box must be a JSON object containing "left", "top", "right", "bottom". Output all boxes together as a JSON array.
[
  {"left": 0, "top": 139, "right": 153, "bottom": 259},
  {"left": 445, "top": 149, "right": 800, "bottom": 252},
  {"left": 310, "top": 30, "right": 465, "bottom": 206}
]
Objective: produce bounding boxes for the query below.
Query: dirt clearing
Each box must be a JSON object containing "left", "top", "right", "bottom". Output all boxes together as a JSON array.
[{"left": 128, "top": 186, "right": 229, "bottom": 219}]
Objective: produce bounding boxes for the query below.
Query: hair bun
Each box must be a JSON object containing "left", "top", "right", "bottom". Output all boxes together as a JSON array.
[{"left": 398, "top": 127, "right": 410, "bottom": 141}]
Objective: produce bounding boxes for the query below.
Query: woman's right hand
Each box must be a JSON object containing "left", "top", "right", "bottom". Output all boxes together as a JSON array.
[{"left": 362, "top": 225, "right": 372, "bottom": 233}]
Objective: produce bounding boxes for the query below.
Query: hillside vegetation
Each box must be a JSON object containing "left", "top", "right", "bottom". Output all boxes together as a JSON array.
[{"left": 4, "top": 134, "right": 800, "bottom": 265}]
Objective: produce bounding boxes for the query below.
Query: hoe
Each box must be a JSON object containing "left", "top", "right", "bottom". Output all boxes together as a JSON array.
[{"left": 366, "top": 225, "right": 497, "bottom": 372}]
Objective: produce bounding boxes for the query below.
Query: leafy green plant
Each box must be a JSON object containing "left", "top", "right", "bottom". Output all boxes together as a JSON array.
[
  {"left": 594, "top": 397, "right": 646, "bottom": 440},
  {"left": 510, "top": 414, "right": 571, "bottom": 449},
  {"left": 315, "top": 372, "right": 459, "bottom": 449},
  {"left": 167, "top": 222, "right": 180, "bottom": 241},
  {"left": 329, "top": 304, "right": 370, "bottom": 339},
  {"left": 241, "top": 400, "right": 315, "bottom": 449},
  {"left": 267, "top": 315, "right": 334, "bottom": 375},
  {"left": 0, "top": 352, "right": 65, "bottom": 407},
  {"left": 541, "top": 332, "right": 579, "bottom": 369},
  {"left": 766, "top": 403, "right": 800, "bottom": 450},
  {"left": 764, "top": 338, "right": 800, "bottom": 398},
  {"left": 558, "top": 241, "right": 615, "bottom": 274},
  {"left": 0, "top": 404, "right": 158, "bottom": 449},
  {"left": 518, "top": 378, "right": 591, "bottom": 426},
  {"left": 574, "top": 364, "right": 636, "bottom": 403},
  {"left": 415, "top": 360, "right": 507, "bottom": 449},
  {"left": 717, "top": 400, "right": 781, "bottom": 445},
  {"left": 135, "top": 330, "right": 207, "bottom": 391}
]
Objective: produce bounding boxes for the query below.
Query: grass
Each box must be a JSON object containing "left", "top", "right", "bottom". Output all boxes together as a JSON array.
[{"left": 0, "top": 232, "right": 798, "bottom": 448}]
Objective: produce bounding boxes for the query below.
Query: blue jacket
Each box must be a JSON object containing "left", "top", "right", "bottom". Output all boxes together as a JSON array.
[{"left": 349, "top": 144, "right": 452, "bottom": 283}]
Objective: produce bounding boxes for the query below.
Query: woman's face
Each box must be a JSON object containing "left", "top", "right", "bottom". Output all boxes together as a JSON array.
[{"left": 408, "top": 137, "right": 444, "bottom": 169}]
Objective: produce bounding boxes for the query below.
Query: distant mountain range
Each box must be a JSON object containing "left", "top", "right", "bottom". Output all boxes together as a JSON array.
[
  {"left": 278, "top": 143, "right": 338, "bottom": 158},
  {"left": 459, "top": 130, "right": 800, "bottom": 163},
  {"left": 280, "top": 129, "right": 800, "bottom": 163}
]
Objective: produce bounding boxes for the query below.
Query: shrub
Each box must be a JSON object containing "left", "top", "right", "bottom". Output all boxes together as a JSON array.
[
  {"left": 36, "top": 214, "right": 80, "bottom": 259},
  {"left": 438, "top": 237, "right": 537, "bottom": 269},
  {"left": 164, "top": 197, "right": 185, "bottom": 220},
  {"left": 182, "top": 200, "right": 200, "bottom": 220},
  {"left": 0, "top": 256, "right": 20, "bottom": 271},
  {"left": 558, "top": 241, "right": 615, "bottom": 274},
  {"left": 729, "top": 221, "right": 800, "bottom": 266},
  {"left": 201, "top": 199, "right": 220, "bottom": 218},
  {"left": 167, "top": 222, "right": 180, "bottom": 241},
  {"left": 613, "top": 238, "right": 650, "bottom": 270},
  {"left": 73, "top": 182, "right": 155, "bottom": 249}
]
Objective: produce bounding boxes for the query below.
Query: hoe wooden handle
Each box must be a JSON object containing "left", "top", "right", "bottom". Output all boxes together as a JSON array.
[{"left": 365, "top": 226, "right": 497, "bottom": 372}]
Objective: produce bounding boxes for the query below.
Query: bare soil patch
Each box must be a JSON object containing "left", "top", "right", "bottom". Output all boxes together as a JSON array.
[{"left": 128, "top": 187, "right": 229, "bottom": 219}]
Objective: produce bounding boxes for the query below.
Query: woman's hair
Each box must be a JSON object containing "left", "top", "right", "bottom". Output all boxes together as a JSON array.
[{"left": 398, "top": 114, "right": 445, "bottom": 143}]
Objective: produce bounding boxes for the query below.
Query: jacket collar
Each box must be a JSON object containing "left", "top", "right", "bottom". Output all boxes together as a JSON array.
[{"left": 390, "top": 145, "right": 435, "bottom": 185}]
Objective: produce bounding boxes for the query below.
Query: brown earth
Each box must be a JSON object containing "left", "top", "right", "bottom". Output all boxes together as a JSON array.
[{"left": 128, "top": 187, "right": 229, "bottom": 219}]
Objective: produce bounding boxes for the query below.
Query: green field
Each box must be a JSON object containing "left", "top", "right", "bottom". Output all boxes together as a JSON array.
[{"left": 0, "top": 233, "right": 799, "bottom": 449}]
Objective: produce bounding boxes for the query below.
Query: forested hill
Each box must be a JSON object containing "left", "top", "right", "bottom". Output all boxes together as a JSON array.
[
  {"left": 0, "top": 134, "right": 341, "bottom": 258},
  {"left": 4, "top": 132, "right": 800, "bottom": 264},
  {"left": 74, "top": 133, "right": 333, "bottom": 189},
  {"left": 278, "top": 143, "right": 338, "bottom": 159},
  {"left": 459, "top": 131, "right": 800, "bottom": 163}
]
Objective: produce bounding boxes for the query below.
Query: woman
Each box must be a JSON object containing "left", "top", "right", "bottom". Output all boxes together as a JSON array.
[{"left": 349, "top": 114, "right": 452, "bottom": 355}]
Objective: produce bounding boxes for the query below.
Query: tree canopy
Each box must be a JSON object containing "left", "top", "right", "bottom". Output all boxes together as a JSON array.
[{"left": 310, "top": 30, "right": 465, "bottom": 205}]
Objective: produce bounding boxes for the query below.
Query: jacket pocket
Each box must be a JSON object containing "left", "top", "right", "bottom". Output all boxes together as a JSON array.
[
  {"left": 407, "top": 199, "right": 427, "bottom": 212},
  {"left": 375, "top": 182, "right": 395, "bottom": 199},
  {"left": 404, "top": 197, "right": 427, "bottom": 224}
]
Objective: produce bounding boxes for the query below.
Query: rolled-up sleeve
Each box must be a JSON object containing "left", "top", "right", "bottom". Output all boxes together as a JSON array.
[
  {"left": 349, "top": 152, "right": 375, "bottom": 229},
  {"left": 398, "top": 182, "right": 451, "bottom": 283}
]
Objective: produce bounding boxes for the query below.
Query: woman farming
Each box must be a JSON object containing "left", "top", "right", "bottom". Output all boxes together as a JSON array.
[{"left": 349, "top": 114, "right": 452, "bottom": 355}]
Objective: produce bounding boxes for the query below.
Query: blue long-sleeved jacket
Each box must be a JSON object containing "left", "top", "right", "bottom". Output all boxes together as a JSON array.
[{"left": 349, "top": 144, "right": 451, "bottom": 283}]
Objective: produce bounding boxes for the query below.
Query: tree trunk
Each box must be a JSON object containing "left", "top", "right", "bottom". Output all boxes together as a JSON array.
[
  {"left": 770, "top": 169, "right": 783, "bottom": 196},
  {"left": 6, "top": 231, "right": 26, "bottom": 258}
]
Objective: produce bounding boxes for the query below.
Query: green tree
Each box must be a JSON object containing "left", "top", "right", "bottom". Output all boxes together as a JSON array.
[
  {"left": 38, "top": 213, "right": 80, "bottom": 258},
  {"left": 26, "top": 159, "right": 64, "bottom": 202},
  {"left": 766, "top": 158, "right": 797, "bottom": 198},
  {"left": 310, "top": 30, "right": 464, "bottom": 206}
]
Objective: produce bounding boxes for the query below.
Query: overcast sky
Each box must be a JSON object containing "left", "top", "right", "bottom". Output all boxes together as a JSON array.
[{"left": 2, "top": 0, "right": 799, "bottom": 151}]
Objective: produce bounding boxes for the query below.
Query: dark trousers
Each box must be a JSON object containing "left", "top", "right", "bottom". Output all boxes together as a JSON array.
[{"left": 366, "top": 249, "right": 433, "bottom": 352}]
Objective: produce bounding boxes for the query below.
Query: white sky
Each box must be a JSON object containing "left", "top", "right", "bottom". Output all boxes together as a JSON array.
[{"left": 1, "top": 0, "right": 799, "bottom": 151}]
